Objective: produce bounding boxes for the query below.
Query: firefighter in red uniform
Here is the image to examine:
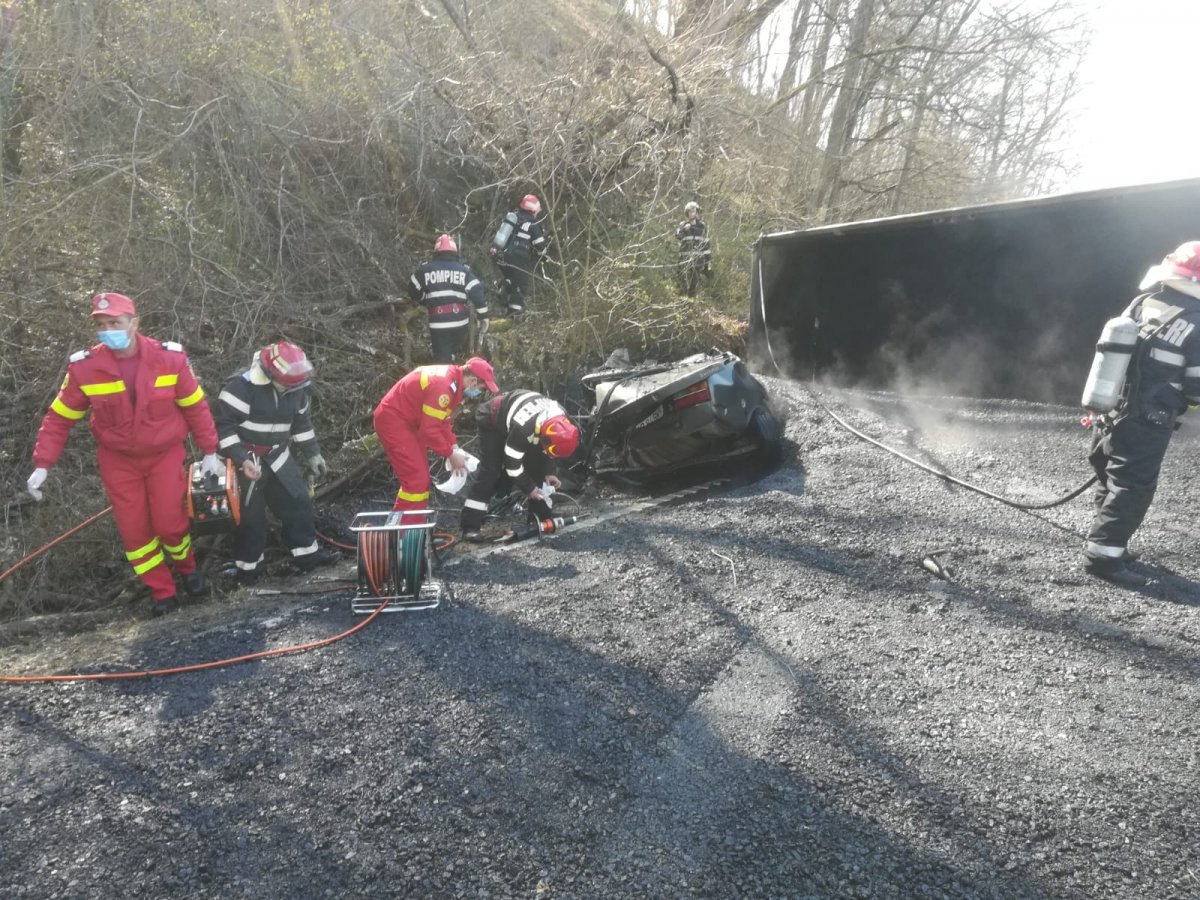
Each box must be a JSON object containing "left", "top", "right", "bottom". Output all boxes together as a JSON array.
[
  {"left": 373, "top": 357, "right": 499, "bottom": 522},
  {"left": 27, "top": 292, "right": 221, "bottom": 616}
]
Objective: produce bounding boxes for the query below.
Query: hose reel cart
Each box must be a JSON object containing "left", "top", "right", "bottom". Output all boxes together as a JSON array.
[{"left": 349, "top": 510, "right": 448, "bottom": 614}]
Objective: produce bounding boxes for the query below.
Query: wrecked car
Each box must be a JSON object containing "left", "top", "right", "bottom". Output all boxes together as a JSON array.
[{"left": 578, "top": 350, "right": 783, "bottom": 483}]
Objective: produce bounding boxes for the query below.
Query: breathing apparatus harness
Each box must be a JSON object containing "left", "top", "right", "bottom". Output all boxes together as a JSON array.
[
  {"left": 1083, "top": 293, "right": 1185, "bottom": 435},
  {"left": 1081, "top": 295, "right": 1143, "bottom": 429}
]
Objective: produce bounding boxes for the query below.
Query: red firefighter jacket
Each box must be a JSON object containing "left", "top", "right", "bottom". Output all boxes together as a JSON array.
[
  {"left": 374, "top": 364, "right": 464, "bottom": 458},
  {"left": 33, "top": 333, "right": 218, "bottom": 468}
]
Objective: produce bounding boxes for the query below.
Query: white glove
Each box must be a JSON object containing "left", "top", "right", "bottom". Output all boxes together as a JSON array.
[
  {"left": 447, "top": 447, "right": 468, "bottom": 474},
  {"left": 435, "top": 451, "right": 480, "bottom": 495},
  {"left": 435, "top": 469, "right": 470, "bottom": 495},
  {"left": 446, "top": 448, "right": 480, "bottom": 475},
  {"left": 26, "top": 467, "right": 48, "bottom": 501},
  {"left": 539, "top": 481, "right": 556, "bottom": 509},
  {"left": 201, "top": 453, "right": 223, "bottom": 477}
]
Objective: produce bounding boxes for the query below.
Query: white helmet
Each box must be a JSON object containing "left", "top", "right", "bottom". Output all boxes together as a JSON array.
[{"left": 684, "top": 201, "right": 700, "bottom": 215}]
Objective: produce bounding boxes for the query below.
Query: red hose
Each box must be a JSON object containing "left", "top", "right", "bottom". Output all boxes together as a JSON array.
[
  {"left": 0, "top": 507, "right": 113, "bottom": 584},
  {"left": 0, "top": 594, "right": 391, "bottom": 683}
]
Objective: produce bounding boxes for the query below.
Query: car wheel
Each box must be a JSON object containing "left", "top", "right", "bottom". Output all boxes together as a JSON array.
[{"left": 749, "top": 407, "right": 782, "bottom": 465}]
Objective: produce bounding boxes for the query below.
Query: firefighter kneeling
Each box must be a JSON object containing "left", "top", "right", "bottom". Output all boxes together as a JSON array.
[
  {"left": 213, "top": 341, "right": 339, "bottom": 583},
  {"left": 459, "top": 390, "right": 580, "bottom": 542}
]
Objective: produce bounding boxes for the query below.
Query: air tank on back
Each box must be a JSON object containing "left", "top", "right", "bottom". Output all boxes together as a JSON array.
[
  {"left": 1080, "top": 315, "right": 1139, "bottom": 413},
  {"left": 492, "top": 212, "right": 518, "bottom": 251}
]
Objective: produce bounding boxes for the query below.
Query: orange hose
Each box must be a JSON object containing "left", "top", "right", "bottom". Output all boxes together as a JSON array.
[
  {"left": 315, "top": 529, "right": 357, "bottom": 552},
  {"left": 0, "top": 592, "right": 392, "bottom": 684},
  {"left": 2, "top": 516, "right": 459, "bottom": 683},
  {"left": 0, "top": 507, "right": 113, "bottom": 584},
  {"left": 319, "top": 529, "right": 456, "bottom": 554}
]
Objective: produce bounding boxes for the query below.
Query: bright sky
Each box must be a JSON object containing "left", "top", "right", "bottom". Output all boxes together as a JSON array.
[{"left": 1064, "top": 0, "right": 1198, "bottom": 190}]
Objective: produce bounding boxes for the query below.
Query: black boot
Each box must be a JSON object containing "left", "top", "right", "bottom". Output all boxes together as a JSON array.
[
  {"left": 234, "top": 568, "right": 261, "bottom": 586},
  {"left": 294, "top": 548, "right": 339, "bottom": 573},
  {"left": 1083, "top": 556, "right": 1147, "bottom": 587},
  {"left": 183, "top": 571, "right": 209, "bottom": 598}
]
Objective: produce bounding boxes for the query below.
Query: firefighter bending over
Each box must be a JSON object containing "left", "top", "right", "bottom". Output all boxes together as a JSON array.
[
  {"left": 1081, "top": 241, "right": 1200, "bottom": 584},
  {"left": 675, "top": 200, "right": 712, "bottom": 298},
  {"left": 373, "top": 357, "right": 500, "bottom": 524},
  {"left": 459, "top": 390, "right": 580, "bottom": 542},
  {"left": 408, "top": 233, "right": 489, "bottom": 364},
  {"left": 27, "top": 292, "right": 220, "bottom": 616},
  {"left": 214, "top": 341, "right": 339, "bottom": 584},
  {"left": 490, "top": 194, "right": 549, "bottom": 317}
]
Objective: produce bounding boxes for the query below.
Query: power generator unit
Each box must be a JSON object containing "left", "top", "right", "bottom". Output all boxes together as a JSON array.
[{"left": 186, "top": 458, "right": 241, "bottom": 535}]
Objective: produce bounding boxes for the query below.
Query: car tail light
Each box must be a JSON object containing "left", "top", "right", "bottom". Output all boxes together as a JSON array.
[{"left": 672, "top": 381, "right": 711, "bottom": 410}]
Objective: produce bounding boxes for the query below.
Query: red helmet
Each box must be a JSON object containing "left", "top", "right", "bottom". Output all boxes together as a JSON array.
[
  {"left": 538, "top": 413, "right": 579, "bottom": 459},
  {"left": 1162, "top": 241, "right": 1200, "bottom": 282},
  {"left": 259, "top": 341, "right": 313, "bottom": 388},
  {"left": 520, "top": 194, "right": 541, "bottom": 215},
  {"left": 434, "top": 233, "right": 458, "bottom": 254}
]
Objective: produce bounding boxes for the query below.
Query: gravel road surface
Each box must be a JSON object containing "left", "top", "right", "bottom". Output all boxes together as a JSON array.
[{"left": 3, "top": 377, "right": 1198, "bottom": 899}]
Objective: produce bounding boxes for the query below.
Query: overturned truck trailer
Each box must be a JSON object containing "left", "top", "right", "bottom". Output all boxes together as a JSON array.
[{"left": 750, "top": 178, "right": 1200, "bottom": 404}]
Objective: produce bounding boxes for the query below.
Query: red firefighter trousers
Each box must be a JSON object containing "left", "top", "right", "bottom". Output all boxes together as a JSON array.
[
  {"left": 96, "top": 442, "right": 195, "bottom": 600},
  {"left": 374, "top": 412, "right": 435, "bottom": 524}
]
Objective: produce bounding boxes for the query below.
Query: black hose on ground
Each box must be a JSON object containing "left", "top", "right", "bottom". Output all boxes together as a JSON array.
[
  {"left": 805, "top": 385, "right": 1096, "bottom": 511},
  {"left": 753, "top": 250, "right": 1096, "bottom": 520}
]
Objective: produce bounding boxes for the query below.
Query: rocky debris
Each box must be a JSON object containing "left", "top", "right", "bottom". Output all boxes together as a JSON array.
[{"left": 2, "top": 379, "right": 1199, "bottom": 898}]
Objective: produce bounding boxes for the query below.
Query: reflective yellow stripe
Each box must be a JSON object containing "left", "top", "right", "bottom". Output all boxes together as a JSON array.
[
  {"left": 397, "top": 488, "right": 429, "bottom": 502},
  {"left": 154, "top": 373, "right": 180, "bottom": 388},
  {"left": 418, "top": 365, "right": 448, "bottom": 390},
  {"left": 80, "top": 380, "right": 126, "bottom": 396},
  {"left": 163, "top": 535, "right": 191, "bottom": 560},
  {"left": 176, "top": 386, "right": 204, "bottom": 407},
  {"left": 51, "top": 397, "right": 87, "bottom": 420},
  {"left": 421, "top": 404, "right": 449, "bottom": 420},
  {"left": 131, "top": 551, "right": 165, "bottom": 575},
  {"left": 125, "top": 537, "right": 161, "bottom": 560}
]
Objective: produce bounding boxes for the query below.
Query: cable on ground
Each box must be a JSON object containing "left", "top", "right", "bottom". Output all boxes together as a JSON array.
[{"left": 753, "top": 252, "right": 1094, "bottom": 537}]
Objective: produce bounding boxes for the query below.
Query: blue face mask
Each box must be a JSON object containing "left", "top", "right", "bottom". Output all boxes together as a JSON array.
[
  {"left": 464, "top": 386, "right": 482, "bottom": 399},
  {"left": 97, "top": 328, "right": 132, "bottom": 351}
]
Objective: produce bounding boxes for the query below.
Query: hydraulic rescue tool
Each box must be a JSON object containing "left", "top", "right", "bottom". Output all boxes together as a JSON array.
[{"left": 500, "top": 515, "right": 583, "bottom": 544}]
